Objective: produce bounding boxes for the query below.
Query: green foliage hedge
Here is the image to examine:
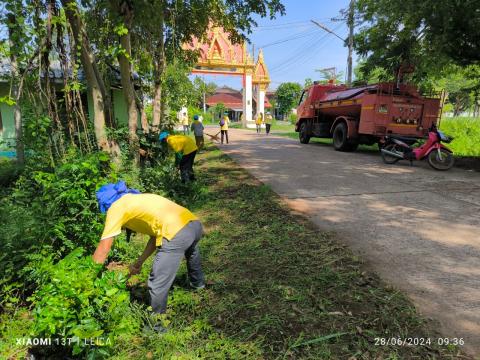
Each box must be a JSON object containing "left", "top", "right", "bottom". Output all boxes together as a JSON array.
[
  {"left": 439, "top": 117, "right": 480, "bottom": 157},
  {"left": 0, "top": 158, "right": 22, "bottom": 188},
  {"left": 30, "top": 248, "right": 137, "bottom": 356},
  {"left": 0, "top": 139, "right": 204, "bottom": 357}
]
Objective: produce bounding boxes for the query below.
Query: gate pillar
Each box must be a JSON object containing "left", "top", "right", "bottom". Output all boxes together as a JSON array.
[{"left": 243, "top": 71, "right": 254, "bottom": 127}]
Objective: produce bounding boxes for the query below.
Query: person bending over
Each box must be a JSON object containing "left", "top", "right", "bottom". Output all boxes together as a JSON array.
[
  {"left": 92, "top": 181, "right": 205, "bottom": 330},
  {"left": 159, "top": 132, "right": 197, "bottom": 183}
]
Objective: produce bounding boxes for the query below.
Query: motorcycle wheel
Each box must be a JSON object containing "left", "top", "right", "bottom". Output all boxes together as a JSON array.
[
  {"left": 427, "top": 148, "right": 455, "bottom": 170},
  {"left": 381, "top": 143, "right": 402, "bottom": 164}
]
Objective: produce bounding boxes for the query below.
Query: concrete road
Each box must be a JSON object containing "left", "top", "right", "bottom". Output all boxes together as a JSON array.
[{"left": 217, "top": 128, "right": 480, "bottom": 356}]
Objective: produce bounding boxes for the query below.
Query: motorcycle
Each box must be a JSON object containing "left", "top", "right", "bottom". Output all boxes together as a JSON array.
[{"left": 380, "top": 124, "right": 455, "bottom": 170}]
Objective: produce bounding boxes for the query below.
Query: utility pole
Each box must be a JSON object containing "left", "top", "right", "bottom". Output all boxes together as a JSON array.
[
  {"left": 347, "top": 0, "right": 354, "bottom": 86},
  {"left": 311, "top": 0, "right": 355, "bottom": 86},
  {"left": 202, "top": 75, "right": 206, "bottom": 113}
]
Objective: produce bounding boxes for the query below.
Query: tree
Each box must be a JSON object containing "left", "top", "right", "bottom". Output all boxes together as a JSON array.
[
  {"left": 315, "top": 69, "right": 345, "bottom": 85},
  {"left": 62, "top": 0, "right": 112, "bottom": 153},
  {"left": 432, "top": 65, "right": 480, "bottom": 116},
  {"left": 353, "top": 60, "right": 392, "bottom": 84},
  {"left": 4, "top": 2, "right": 26, "bottom": 165},
  {"left": 132, "top": 0, "right": 285, "bottom": 126},
  {"left": 275, "top": 82, "right": 302, "bottom": 116},
  {"left": 108, "top": 0, "right": 140, "bottom": 149},
  {"left": 193, "top": 76, "right": 217, "bottom": 110},
  {"left": 210, "top": 103, "right": 226, "bottom": 121},
  {"left": 354, "top": 0, "right": 480, "bottom": 81},
  {"left": 304, "top": 78, "right": 313, "bottom": 88}
]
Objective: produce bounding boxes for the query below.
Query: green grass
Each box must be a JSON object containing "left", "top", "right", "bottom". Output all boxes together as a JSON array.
[
  {"left": 0, "top": 144, "right": 468, "bottom": 359},
  {"left": 114, "top": 145, "right": 462, "bottom": 359},
  {"left": 439, "top": 117, "right": 480, "bottom": 157}
]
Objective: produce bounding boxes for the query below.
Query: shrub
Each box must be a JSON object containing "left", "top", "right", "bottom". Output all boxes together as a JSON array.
[
  {"left": 440, "top": 117, "right": 480, "bottom": 157},
  {"left": 30, "top": 248, "right": 138, "bottom": 357},
  {"left": 12, "top": 149, "right": 114, "bottom": 253},
  {"left": 288, "top": 112, "right": 298, "bottom": 124},
  {"left": 0, "top": 158, "right": 22, "bottom": 188},
  {"left": 0, "top": 149, "right": 116, "bottom": 308}
]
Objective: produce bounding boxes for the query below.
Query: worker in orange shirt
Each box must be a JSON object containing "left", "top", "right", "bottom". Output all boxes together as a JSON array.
[{"left": 159, "top": 132, "right": 197, "bottom": 183}]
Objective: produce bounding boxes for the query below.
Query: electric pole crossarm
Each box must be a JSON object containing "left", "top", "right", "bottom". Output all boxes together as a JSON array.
[{"left": 310, "top": 20, "right": 345, "bottom": 42}]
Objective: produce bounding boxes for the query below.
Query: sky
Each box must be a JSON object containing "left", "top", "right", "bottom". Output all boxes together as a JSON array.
[{"left": 198, "top": 0, "right": 356, "bottom": 90}]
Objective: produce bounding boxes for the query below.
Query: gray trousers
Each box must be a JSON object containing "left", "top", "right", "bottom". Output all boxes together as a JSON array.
[{"left": 148, "top": 220, "right": 205, "bottom": 313}]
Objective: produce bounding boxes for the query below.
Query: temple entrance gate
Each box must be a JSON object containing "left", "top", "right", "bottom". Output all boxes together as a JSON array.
[{"left": 184, "top": 27, "right": 270, "bottom": 128}]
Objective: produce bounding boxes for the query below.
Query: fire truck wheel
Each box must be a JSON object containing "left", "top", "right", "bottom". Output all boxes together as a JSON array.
[
  {"left": 333, "top": 122, "right": 356, "bottom": 151},
  {"left": 299, "top": 122, "right": 311, "bottom": 144}
]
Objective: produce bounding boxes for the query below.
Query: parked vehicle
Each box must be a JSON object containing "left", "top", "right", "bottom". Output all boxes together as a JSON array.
[
  {"left": 295, "top": 81, "right": 442, "bottom": 151},
  {"left": 380, "top": 124, "right": 454, "bottom": 170}
]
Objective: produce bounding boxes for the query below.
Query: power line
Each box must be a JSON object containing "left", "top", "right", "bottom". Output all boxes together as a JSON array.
[
  {"left": 258, "top": 27, "right": 320, "bottom": 49},
  {"left": 269, "top": 23, "right": 345, "bottom": 75},
  {"left": 253, "top": 23, "right": 313, "bottom": 33},
  {"left": 254, "top": 18, "right": 332, "bottom": 29},
  {"left": 270, "top": 35, "right": 334, "bottom": 75},
  {"left": 269, "top": 35, "right": 325, "bottom": 72}
]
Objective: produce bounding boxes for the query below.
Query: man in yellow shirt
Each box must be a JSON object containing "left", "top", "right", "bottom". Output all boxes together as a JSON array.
[
  {"left": 159, "top": 132, "right": 197, "bottom": 183},
  {"left": 92, "top": 181, "right": 205, "bottom": 320},
  {"left": 220, "top": 112, "right": 230, "bottom": 144},
  {"left": 255, "top": 112, "right": 263, "bottom": 134},
  {"left": 179, "top": 111, "right": 189, "bottom": 135},
  {"left": 265, "top": 111, "right": 273, "bottom": 135}
]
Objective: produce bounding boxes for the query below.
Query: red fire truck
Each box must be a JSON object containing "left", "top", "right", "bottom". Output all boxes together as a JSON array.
[{"left": 295, "top": 82, "right": 442, "bottom": 151}]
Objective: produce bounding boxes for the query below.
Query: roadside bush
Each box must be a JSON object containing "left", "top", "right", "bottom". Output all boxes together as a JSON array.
[
  {"left": 0, "top": 149, "right": 116, "bottom": 308},
  {"left": 0, "top": 158, "right": 22, "bottom": 188},
  {"left": 440, "top": 117, "right": 480, "bottom": 156},
  {"left": 138, "top": 162, "right": 207, "bottom": 208},
  {"left": 288, "top": 112, "right": 297, "bottom": 124},
  {"left": 13, "top": 149, "right": 114, "bottom": 253},
  {"left": 30, "top": 248, "right": 138, "bottom": 357}
]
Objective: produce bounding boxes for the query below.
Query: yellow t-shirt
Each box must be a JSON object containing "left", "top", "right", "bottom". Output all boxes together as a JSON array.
[
  {"left": 101, "top": 193, "right": 198, "bottom": 246},
  {"left": 220, "top": 116, "right": 230, "bottom": 131},
  {"left": 167, "top": 135, "right": 197, "bottom": 155},
  {"left": 265, "top": 115, "right": 273, "bottom": 124},
  {"left": 255, "top": 115, "right": 263, "bottom": 125}
]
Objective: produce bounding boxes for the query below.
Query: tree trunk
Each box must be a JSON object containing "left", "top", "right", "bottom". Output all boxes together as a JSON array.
[
  {"left": 7, "top": 13, "right": 25, "bottom": 165},
  {"left": 118, "top": 36, "right": 139, "bottom": 143},
  {"left": 140, "top": 107, "right": 149, "bottom": 133},
  {"left": 152, "top": 11, "right": 165, "bottom": 128},
  {"left": 61, "top": 0, "right": 111, "bottom": 153},
  {"left": 112, "top": 0, "right": 139, "bottom": 145}
]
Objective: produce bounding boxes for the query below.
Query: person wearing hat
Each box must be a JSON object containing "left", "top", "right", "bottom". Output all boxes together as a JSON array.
[
  {"left": 159, "top": 132, "right": 197, "bottom": 183},
  {"left": 190, "top": 114, "right": 205, "bottom": 151},
  {"left": 265, "top": 111, "right": 273, "bottom": 135},
  {"left": 93, "top": 181, "right": 205, "bottom": 323},
  {"left": 219, "top": 111, "right": 230, "bottom": 144}
]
